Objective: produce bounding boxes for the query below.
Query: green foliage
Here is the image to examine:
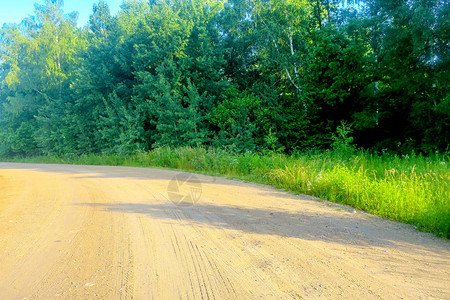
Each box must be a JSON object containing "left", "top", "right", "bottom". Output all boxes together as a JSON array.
[
  {"left": 212, "top": 88, "right": 262, "bottom": 152},
  {"left": 0, "top": 0, "right": 81, "bottom": 155},
  {"left": 264, "top": 129, "right": 285, "bottom": 153},
  {"left": 332, "top": 121, "right": 356, "bottom": 157},
  {"left": 0, "top": 0, "right": 448, "bottom": 155}
]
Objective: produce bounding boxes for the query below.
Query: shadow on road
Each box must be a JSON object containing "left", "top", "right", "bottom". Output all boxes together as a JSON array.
[
  {"left": 73, "top": 200, "right": 449, "bottom": 259},
  {"left": 1, "top": 162, "right": 448, "bottom": 257}
]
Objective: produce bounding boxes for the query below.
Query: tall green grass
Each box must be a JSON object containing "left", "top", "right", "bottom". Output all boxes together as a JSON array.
[{"left": 3, "top": 147, "right": 449, "bottom": 238}]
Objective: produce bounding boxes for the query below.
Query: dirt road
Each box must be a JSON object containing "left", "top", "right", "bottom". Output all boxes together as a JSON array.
[{"left": 0, "top": 163, "right": 449, "bottom": 299}]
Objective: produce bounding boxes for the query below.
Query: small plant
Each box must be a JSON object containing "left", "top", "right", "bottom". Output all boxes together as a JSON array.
[
  {"left": 332, "top": 121, "right": 356, "bottom": 157},
  {"left": 264, "top": 128, "right": 285, "bottom": 153}
]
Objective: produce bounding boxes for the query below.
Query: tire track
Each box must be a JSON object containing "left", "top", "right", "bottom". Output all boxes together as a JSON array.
[{"left": 0, "top": 163, "right": 449, "bottom": 299}]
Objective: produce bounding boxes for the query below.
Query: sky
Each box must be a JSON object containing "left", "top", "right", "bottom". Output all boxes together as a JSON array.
[{"left": 0, "top": 0, "right": 123, "bottom": 28}]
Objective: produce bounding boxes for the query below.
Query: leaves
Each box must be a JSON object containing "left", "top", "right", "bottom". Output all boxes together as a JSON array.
[{"left": 0, "top": 0, "right": 448, "bottom": 156}]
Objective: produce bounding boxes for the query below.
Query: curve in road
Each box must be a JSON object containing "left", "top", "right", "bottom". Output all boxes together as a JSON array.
[{"left": 0, "top": 163, "right": 449, "bottom": 299}]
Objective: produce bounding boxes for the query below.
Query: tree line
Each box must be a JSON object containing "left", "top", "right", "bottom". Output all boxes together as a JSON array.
[{"left": 0, "top": 0, "right": 448, "bottom": 156}]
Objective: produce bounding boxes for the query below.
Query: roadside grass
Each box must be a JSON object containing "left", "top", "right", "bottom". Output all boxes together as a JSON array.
[{"left": 2, "top": 147, "right": 449, "bottom": 238}]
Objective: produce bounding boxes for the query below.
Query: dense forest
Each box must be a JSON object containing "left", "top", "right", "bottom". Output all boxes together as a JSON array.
[{"left": 0, "top": 0, "right": 448, "bottom": 156}]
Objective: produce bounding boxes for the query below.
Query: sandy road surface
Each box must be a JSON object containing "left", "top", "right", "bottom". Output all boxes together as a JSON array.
[{"left": 0, "top": 163, "right": 449, "bottom": 299}]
